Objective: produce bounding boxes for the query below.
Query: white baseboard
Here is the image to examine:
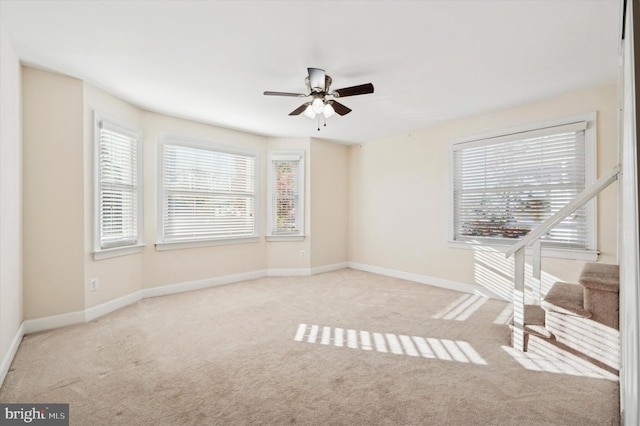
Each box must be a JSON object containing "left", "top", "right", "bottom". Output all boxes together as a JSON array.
[
  {"left": 85, "top": 290, "right": 144, "bottom": 322},
  {"left": 311, "top": 262, "right": 348, "bottom": 275},
  {"left": 347, "top": 261, "right": 507, "bottom": 301},
  {"left": 267, "top": 268, "right": 311, "bottom": 277},
  {"left": 267, "top": 263, "right": 348, "bottom": 277},
  {"left": 0, "top": 323, "right": 24, "bottom": 388},
  {"left": 22, "top": 270, "right": 269, "bottom": 336},
  {"left": 23, "top": 310, "right": 86, "bottom": 334},
  {"left": 142, "top": 270, "right": 267, "bottom": 299}
]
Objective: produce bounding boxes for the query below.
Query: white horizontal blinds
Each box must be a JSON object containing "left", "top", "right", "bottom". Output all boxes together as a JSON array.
[
  {"left": 453, "top": 123, "right": 588, "bottom": 249},
  {"left": 162, "top": 144, "right": 256, "bottom": 241},
  {"left": 271, "top": 155, "right": 301, "bottom": 234},
  {"left": 99, "top": 122, "right": 138, "bottom": 249}
]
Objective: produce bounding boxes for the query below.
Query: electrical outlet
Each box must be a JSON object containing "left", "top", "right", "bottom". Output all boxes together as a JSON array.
[
  {"left": 89, "top": 278, "right": 99, "bottom": 292},
  {"left": 299, "top": 250, "right": 306, "bottom": 259}
]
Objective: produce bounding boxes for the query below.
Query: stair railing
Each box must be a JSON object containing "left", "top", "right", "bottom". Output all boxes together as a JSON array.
[{"left": 505, "top": 164, "right": 621, "bottom": 351}]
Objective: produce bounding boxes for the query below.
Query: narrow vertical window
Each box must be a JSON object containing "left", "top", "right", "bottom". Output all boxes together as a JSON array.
[
  {"left": 93, "top": 112, "right": 143, "bottom": 258},
  {"left": 268, "top": 151, "right": 305, "bottom": 239}
]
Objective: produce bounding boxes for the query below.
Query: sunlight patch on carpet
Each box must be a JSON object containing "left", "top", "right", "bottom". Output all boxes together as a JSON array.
[
  {"left": 493, "top": 304, "right": 513, "bottom": 325},
  {"left": 501, "top": 341, "right": 618, "bottom": 381},
  {"left": 432, "top": 294, "right": 488, "bottom": 321},
  {"left": 294, "top": 323, "right": 487, "bottom": 365}
]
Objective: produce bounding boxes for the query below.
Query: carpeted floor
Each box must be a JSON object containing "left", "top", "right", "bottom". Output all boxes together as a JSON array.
[{"left": 0, "top": 269, "right": 619, "bottom": 425}]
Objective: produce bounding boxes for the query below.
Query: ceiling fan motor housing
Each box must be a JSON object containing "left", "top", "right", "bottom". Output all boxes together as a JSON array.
[{"left": 305, "top": 75, "right": 332, "bottom": 93}]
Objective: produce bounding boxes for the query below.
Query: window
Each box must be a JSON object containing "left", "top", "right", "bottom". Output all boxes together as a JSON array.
[
  {"left": 157, "top": 137, "right": 257, "bottom": 248},
  {"left": 93, "top": 112, "right": 143, "bottom": 259},
  {"left": 267, "top": 151, "right": 305, "bottom": 240},
  {"left": 450, "top": 114, "right": 596, "bottom": 258}
]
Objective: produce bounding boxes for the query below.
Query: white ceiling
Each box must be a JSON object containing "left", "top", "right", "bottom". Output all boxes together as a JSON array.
[{"left": 0, "top": 0, "right": 621, "bottom": 145}]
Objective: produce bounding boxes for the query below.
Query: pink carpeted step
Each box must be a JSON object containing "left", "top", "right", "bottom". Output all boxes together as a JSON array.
[
  {"left": 541, "top": 282, "right": 591, "bottom": 318},
  {"left": 579, "top": 263, "right": 619, "bottom": 329}
]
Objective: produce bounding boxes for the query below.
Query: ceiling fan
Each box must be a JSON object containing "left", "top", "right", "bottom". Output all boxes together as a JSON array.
[{"left": 264, "top": 68, "right": 374, "bottom": 129}]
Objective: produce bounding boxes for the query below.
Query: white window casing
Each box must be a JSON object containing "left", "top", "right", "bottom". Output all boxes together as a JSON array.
[
  {"left": 448, "top": 113, "right": 597, "bottom": 260},
  {"left": 93, "top": 111, "right": 144, "bottom": 260},
  {"left": 267, "top": 151, "right": 305, "bottom": 241},
  {"left": 156, "top": 136, "right": 258, "bottom": 250}
]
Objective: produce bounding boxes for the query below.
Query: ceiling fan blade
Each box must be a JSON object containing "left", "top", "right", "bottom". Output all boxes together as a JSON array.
[
  {"left": 329, "top": 100, "right": 352, "bottom": 116},
  {"left": 264, "top": 91, "right": 306, "bottom": 97},
  {"left": 333, "top": 83, "right": 374, "bottom": 98},
  {"left": 307, "top": 68, "right": 326, "bottom": 90},
  {"left": 289, "top": 103, "right": 309, "bottom": 116}
]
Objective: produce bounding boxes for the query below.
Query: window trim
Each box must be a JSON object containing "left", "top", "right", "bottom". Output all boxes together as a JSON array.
[
  {"left": 266, "top": 150, "right": 306, "bottom": 242},
  {"left": 447, "top": 112, "right": 598, "bottom": 260},
  {"left": 92, "top": 111, "right": 144, "bottom": 260},
  {"left": 155, "top": 134, "right": 259, "bottom": 250}
]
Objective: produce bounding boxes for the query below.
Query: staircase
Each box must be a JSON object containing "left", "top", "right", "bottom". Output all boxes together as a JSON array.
[
  {"left": 511, "top": 262, "right": 620, "bottom": 371},
  {"left": 504, "top": 164, "right": 620, "bottom": 356}
]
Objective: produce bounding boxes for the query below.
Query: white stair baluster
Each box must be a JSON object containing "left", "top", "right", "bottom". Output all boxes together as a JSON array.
[
  {"left": 513, "top": 247, "right": 526, "bottom": 351},
  {"left": 532, "top": 239, "right": 542, "bottom": 304}
]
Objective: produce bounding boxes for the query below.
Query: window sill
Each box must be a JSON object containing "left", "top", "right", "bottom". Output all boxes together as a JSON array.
[
  {"left": 155, "top": 236, "right": 259, "bottom": 251},
  {"left": 266, "top": 235, "right": 306, "bottom": 242},
  {"left": 92, "top": 244, "right": 145, "bottom": 260},
  {"left": 448, "top": 240, "right": 598, "bottom": 261}
]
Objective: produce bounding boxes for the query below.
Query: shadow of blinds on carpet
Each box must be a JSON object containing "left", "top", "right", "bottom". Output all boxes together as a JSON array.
[{"left": 294, "top": 323, "right": 487, "bottom": 365}]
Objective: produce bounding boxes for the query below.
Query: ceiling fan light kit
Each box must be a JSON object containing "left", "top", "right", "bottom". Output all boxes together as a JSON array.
[
  {"left": 264, "top": 67, "right": 374, "bottom": 131},
  {"left": 311, "top": 98, "right": 324, "bottom": 114}
]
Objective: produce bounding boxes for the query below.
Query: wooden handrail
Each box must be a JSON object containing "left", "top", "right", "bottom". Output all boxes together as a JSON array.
[{"left": 505, "top": 164, "right": 621, "bottom": 259}]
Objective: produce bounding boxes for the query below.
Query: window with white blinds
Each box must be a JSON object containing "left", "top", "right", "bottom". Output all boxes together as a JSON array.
[
  {"left": 450, "top": 117, "right": 596, "bottom": 252},
  {"left": 94, "top": 112, "right": 142, "bottom": 254},
  {"left": 159, "top": 139, "right": 257, "bottom": 244},
  {"left": 267, "top": 152, "right": 305, "bottom": 238}
]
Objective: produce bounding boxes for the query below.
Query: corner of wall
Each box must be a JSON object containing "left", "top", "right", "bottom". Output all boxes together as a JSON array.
[{"left": 0, "top": 21, "right": 24, "bottom": 388}]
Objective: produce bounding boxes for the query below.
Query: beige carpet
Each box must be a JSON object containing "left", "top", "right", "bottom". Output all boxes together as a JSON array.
[{"left": 0, "top": 269, "right": 619, "bottom": 425}]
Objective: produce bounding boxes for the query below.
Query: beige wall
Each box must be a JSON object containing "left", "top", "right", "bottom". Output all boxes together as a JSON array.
[
  {"left": 22, "top": 67, "right": 85, "bottom": 319},
  {"left": 348, "top": 82, "right": 619, "bottom": 298},
  {"left": 310, "top": 138, "right": 348, "bottom": 269},
  {"left": 0, "top": 22, "right": 23, "bottom": 378}
]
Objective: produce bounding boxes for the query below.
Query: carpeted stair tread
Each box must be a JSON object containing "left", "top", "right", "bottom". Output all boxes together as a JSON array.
[
  {"left": 508, "top": 305, "right": 553, "bottom": 338},
  {"left": 525, "top": 324, "right": 553, "bottom": 339},
  {"left": 579, "top": 263, "right": 619, "bottom": 293},
  {"left": 541, "top": 282, "right": 591, "bottom": 318}
]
